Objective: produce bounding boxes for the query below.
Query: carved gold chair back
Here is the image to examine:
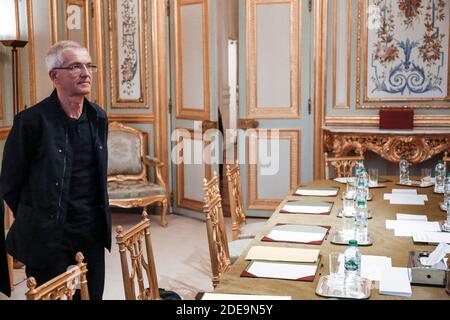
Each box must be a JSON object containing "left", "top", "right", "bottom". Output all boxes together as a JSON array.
[
  {"left": 25, "top": 252, "right": 89, "bottom": 300},
  {"left": 226, "top": 162, "right": 247, "bottom": 241},
  {"left": 324, "top": 152, "right": 364, "bottom": 179},
  {"left": 203, "top": 173, "right": 231, "bottom": 287},
  {"left": 116, "top": 211, "right": 160, "bottom": 300}
]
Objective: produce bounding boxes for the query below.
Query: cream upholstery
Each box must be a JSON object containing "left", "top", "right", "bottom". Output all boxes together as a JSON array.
[{"left": 108, "top": 122, "right": 168, "bottom": 227}]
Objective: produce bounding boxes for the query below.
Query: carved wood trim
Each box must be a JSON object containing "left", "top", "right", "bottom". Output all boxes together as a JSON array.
[{"left": 324, "top": 130, "right": 450, "bottom": 164}]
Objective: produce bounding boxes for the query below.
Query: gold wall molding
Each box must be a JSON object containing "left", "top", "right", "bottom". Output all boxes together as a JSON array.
[
  {"left": 175, "top": 128, "right": 210, "bottom": 212},
  {"left": 152, "top": 0, "right": 169, "bottom": 190},
  {"left": 246, "top": 0, "right": 300, "bottom": 119},
  {"left": 108, "top": 114, "right": 155, "bottom": 123},
  {"left": 247, "top": 129, "right": 300, "bottom": 211},
  {"left": 174, "top": 0, "right": 210, "bottom": 120},
  {"left": 325, "top": 115, "right": 450, "bottom": 127},
  {"left": 0, "top": 127, "right": 11, "bottom": 140},
  {"left": 357, "top": 0, "right": 450, "bottom": 108},
  {"left": 332, "top": 0, "right": 351, "bottom": 109},
  {"left": 324, "top": 129, "right": 450, "bottom": 164},
  {"left": 26, "top": 0, "right": 36, "bottom": 105},
  {"left": 314, "top": 0, "right": 327, "bottom": 179},
  {"left": 108, "top": 0, "right": 150, "bottom": 109}
]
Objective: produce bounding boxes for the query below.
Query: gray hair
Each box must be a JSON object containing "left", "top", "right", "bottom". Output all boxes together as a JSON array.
[{"left": 45, "top": 40, "right": 90, "bottom": 71}]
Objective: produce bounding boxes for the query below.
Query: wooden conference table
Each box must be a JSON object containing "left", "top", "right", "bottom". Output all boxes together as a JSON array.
[{"left": 213, "top": 177, "right": 449, "bottom": 300}]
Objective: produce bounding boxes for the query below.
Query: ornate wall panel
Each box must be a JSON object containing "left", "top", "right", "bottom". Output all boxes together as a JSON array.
[
  {"left": 174, "top": 0, "right": 210, "bottom": 120},
  {"left": 357, "top": 0, "right": 450, "bottom": 108},
  {"left": 247, "top": 0, "right": 300, "bottom": 119},
  {"left": 324, "top": 128, "right": 450, "bottom": 164},
  {"left": 175, "top": 128, "right": 207, "bottom": 211},
  {"left": 247, "top": 129, "right": 300, "bottom": 210},
  {"left": 108, "top": 0, "right": 150, "bottom": 109},
  {"left": 332, "top": 0, "right": 352, "bottom": 109}
]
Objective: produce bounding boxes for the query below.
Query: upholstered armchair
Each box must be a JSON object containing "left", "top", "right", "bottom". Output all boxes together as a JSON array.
[{"left": 108, "top": 122, "right": 168, "bottom": 227}]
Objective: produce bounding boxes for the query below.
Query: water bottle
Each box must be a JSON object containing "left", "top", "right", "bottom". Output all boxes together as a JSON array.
[
  {"left": 354, "top": 160, "right": 364, "bottom": 177},
  {"left": 344, "top": 240, "right": 361, "bottom": 279},
  {"left": 355, "top": 181, "right": 368, "bottom": 242},
  {"left": 435, "top": 160, "right": 446, "bottom": 193},
  {"left": 444, "top": 173, "right": 450, "bottom": 209},
  {"left": 444, "top": 198, "right": 450, "bottom": 231},
  {"left": 357, "top": 168, "right": 369, "bottom": 196},
  {"left": 399, "top": 155, "right": 410, "bottom": 184}
]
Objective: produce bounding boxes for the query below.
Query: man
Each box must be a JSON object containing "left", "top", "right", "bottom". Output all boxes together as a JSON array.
[
  {"left": 0, "top": 41, "right": 110, "bottom": 300},
  {"left": 0, "top": 194, "right": 11, "bottom": 297}
]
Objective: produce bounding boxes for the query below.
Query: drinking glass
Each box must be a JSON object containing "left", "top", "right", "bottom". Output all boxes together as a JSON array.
[
  {"left": 342, "top": 195, "right": 355, "bottom": 216},
  {"left": 346, "top": 179, "right": 356, "bottom": 199},
  {"left": 342, "top": 214, "right": 355, "bottom": 239},
  {"left": 421, "top": 168, "right": 432, "bottom": 179},
  {"left": 368, "top": 168, "right": 379, "bottom": 187},
  {"left": 328, "top": 252, "right": 344, "bottom": 287}
]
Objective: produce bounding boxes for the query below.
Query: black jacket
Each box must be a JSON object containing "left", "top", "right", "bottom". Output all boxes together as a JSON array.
[
  {"left": 0, "top": 91, "right": 111, "bottom": 268},
  {"left": 0, "top": 194, "right": 10, "bottom": 297}
]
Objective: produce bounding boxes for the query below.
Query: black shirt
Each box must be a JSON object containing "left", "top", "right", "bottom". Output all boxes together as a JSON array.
[{"left": 64, "top": 106, "right": 101, "bottom": 235}]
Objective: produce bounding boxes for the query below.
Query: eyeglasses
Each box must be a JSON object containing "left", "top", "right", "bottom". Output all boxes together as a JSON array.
[{"left": 52, "top": 63, "right": 98, "bottom": 74}]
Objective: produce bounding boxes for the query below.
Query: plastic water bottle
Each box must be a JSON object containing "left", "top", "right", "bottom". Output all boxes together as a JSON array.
[
  {"left": 357, "top": 168, "right": 369, "bottom": 196},
  {"left": 355, "top": 181, "right": 368, "bottom": 242},
  {"left": 444, "top": 173, "right": 450, "bottom": 209},
  {"left": 399, "top": 155, "right": 409, "bottom": 184},
  {"left": 445, "top": 198, "right": 450, "bottom": 231},
  {"left": 344, "top": 240, "right": 361, "bottom": 279},
  {"left": 435, "top": 160, "right": 446, "bottom": 193},
  {"left": 354, "top": 160, "right": 364, "bottom": 177}
]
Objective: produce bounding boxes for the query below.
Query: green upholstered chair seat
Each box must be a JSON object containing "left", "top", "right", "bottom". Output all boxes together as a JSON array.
[{"left": 108, "top": 180, "right": 166, "bottom": 199}]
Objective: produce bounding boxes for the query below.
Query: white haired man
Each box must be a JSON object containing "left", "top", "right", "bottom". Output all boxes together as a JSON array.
[{"left": 0, "top": 40, "right": 110, "bottom": 300}]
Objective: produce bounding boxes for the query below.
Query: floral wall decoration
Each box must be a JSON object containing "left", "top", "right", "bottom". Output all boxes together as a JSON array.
[
  {"left": 118, "top": 0, "right": 141, "bottom": 100},
  {"left": 366, "top": 0, "right": 449, "bottom": 100}
]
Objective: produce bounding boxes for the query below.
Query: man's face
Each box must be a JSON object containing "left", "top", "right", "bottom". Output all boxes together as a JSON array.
[{"left": 50, "top": 49, "right": 92, "bottom": 96}]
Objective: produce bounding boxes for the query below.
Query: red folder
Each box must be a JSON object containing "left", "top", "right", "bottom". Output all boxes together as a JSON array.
[
  {"left": 261, "top": 224, "right": 331, "bottom": 245},
  {"left": 240, "top": 270, "right": 315, "bottom": 282}
]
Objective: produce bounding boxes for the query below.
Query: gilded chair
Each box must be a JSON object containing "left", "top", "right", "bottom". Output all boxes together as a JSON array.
[
  {"left": 226, "top": 163, "right": 265, "bottom": 240},
  {"left": 116, "top": 211, "right": 160, "bottom": 300},
  {"left": 324, "top": 152, "right": 365, "bottom": 179},
  {"left": 25, "top": 252, "right": 89, "bottom": 300},
  {"left": 108, "top": 122, "right": 168, "bottom": 226},
  {"left": 203, "top": 173, "right": 252, "bottom": 287}
]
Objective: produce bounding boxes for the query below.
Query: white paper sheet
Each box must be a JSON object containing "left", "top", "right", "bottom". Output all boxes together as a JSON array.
[
  {"left": 379, "top": 267, "right": 412, "bottom": 297},
  {"left": 384, "top": 194, "right": 426, "bottom": 205},
  {"left": 202, "top": 293, "right": 291, "bottom": 300},
  {"left": 413, "top": 231, "right": 450, "bottom": 244},
  {"left": 392, "top": 189, "right": 417, "bottom": 194},
  {"left": 361, "top": 255, "right": 392, "bottom": 282},
  {"left": 333, "top": 177, "right": 354, "bottom": 184},
  {"left": 385, "top": 220, "right": 441, "bottom": 236},
  {"left": 295, "top": 189, "right": 338, "bottom": 196},
  {"left": 246, "top": 260, "right": 318, "bottom": 280},
  {"left": 266, "top": 229, "right": 327, "bottom": 243},
  {"left": 281, "top": 204, "right": 330, "bottom": 214},
  {"left": 396, "top": 213, "right": 428, "bottom": 221}
]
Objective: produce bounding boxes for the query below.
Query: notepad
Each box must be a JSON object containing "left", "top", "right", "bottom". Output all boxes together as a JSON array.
[
  {"left": 413, "top": 231, "right": 450, "bottom": 244},
  {"left": 245, "top": 246, "right": 320, "bottom": 263},
  {"left": 294, "top": 187, "right": 339, "bottom": 197},
  {"left": 379, "top": 267, "right": 412, "bottom": 297},
  {"left": 360, "top": 255, "right": 392, "bottom": 282},
  {"left": 334, "top": 177, "right": 354, "bottom": 184},
  {"left": 396, "top": 213, "right": 428, "bottom": 221},
  {"left": 201, "top": 293, "right": 291, "bottom": 300},
  {"left": 385, "top": 220, "right": 441, "bottom": 237}
]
